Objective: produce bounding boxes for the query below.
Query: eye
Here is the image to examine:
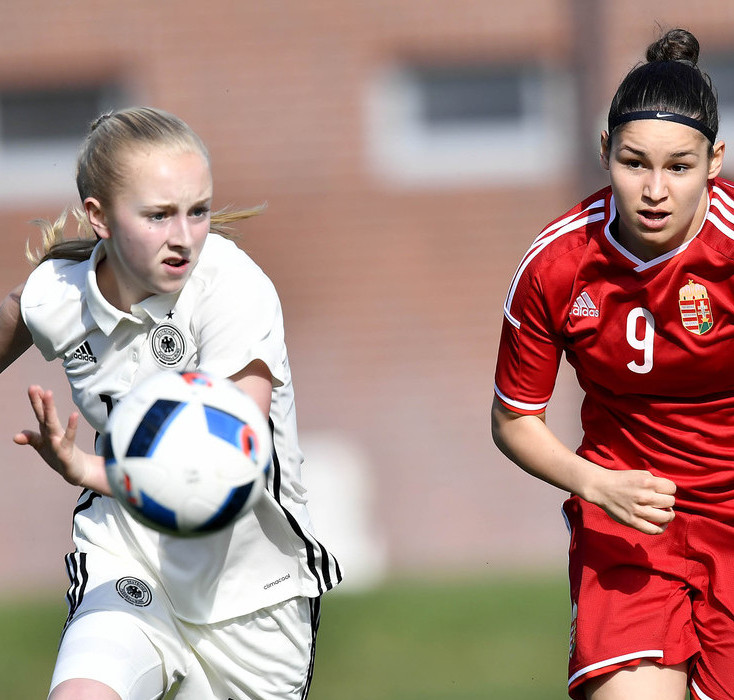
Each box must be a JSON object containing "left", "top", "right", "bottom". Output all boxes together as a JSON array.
[
  {"left": 148, "top": 211, "right": 167, "bottom": 222},
  {"left": 191, "top": 206, "right": 210, "bottom": 218},
  {"left": 670, "top": 164, "right": 689, "bottom": 173}
]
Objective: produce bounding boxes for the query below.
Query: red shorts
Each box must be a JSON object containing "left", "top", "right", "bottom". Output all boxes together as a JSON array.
[{"left": 564, "top": 495, "right": 734, "bottom": 700}]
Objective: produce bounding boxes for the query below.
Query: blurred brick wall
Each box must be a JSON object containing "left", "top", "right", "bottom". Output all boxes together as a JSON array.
[{"left": 0, "top": 1, "right": 732, "bottom": 592}]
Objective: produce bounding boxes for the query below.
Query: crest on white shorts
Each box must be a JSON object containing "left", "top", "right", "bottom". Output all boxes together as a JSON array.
[
  {"left": 150, "top": 324, "right": 186, "bottom": 367},
  {"left": 116, "top": 577, "right": 153, "bottom": 607}
]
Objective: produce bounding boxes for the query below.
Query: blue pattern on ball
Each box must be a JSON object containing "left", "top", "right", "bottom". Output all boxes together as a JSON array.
[
  {"left": 127, "top": 399, "right": 185, "bottom": 458},
  {"left": 204, "top": 405, "right": 247, "bottom": 450},
  {"left": 101, "top": 432, "right": 115, "bottom": 465},
  {"left": 196, "top": 482, "right": 255, "bottom": 532},
  {"left": 137, "top": 490, "right": 178, "bottom": 531}
]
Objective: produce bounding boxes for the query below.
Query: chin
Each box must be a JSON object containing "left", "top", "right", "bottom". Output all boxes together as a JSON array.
[{"left": 156, "top": 280, "right": 188, "bottom": 297}]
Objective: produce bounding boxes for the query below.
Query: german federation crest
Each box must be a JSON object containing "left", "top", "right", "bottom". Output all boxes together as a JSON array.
[
  {"left": 678, "top": 280, "right": 713, "bottom": 335},
  {"left": 116, "top": 577, "right": 152, "bottom": 607},
  {"left": 151, "top": 324, "right": 186, "bottom": 366}
]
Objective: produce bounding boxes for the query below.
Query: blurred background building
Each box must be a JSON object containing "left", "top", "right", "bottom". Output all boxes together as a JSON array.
[{"left": 1, "top": 0, "right": 734, "bottom": 593}]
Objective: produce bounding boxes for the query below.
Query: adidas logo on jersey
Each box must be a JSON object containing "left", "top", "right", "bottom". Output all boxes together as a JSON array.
[
  {"left": 571, "top": 291, "right": 599, "bottom": 318},
  {"left": 72, "top": 341, "right": 97, "bottom": 363}
]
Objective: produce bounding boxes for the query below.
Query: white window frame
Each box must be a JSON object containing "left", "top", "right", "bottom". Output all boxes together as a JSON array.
[
  {"left": 705, "top": 56, "right": 734, "bottom": 152},
  {"left": 365, "top": 62, "right": 576, "bottom": 187},
  {"left": 0, "top": 84, "right": 127, "bottom": 204}
]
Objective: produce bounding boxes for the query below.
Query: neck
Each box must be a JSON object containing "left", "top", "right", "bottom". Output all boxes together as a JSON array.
[{"left": 95, "top": 253, "right": 134, "bottom": 313}]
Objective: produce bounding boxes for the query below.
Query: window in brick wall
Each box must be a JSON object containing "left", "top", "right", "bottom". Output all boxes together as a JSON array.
[
  {"left": 0, "top": 83, "right": 127, "bottom": 203},
  {"left": 365, "top": 62, "right": 575, "bottom": 187}
]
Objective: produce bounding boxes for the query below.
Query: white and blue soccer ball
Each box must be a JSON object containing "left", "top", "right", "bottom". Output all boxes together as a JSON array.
[{"left": 102, "top": 370, "right": 271, "bottom": 536}]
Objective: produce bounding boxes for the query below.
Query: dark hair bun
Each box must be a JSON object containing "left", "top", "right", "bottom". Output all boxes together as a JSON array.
[{"left": 646, "top": 28, "right": 700, "bottom": 65}]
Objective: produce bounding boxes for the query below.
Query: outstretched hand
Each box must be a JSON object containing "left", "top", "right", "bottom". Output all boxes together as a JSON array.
[{"left": 14, "top": 385, "right": 110, "bottom": 494}]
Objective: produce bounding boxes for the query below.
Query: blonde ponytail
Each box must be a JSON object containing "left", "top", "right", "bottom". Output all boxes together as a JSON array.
[{"left": 26, "top": 208, "right": 97, "bottom": 265}]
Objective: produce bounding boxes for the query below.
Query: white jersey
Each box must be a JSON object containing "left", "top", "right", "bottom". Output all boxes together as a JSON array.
[{"left": 21, "top": 234, "right": 342, "bottom": 624}]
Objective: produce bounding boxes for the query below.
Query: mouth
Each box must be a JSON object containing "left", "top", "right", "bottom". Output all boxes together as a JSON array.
[
  {"left": 638, "top": 209, "right": 670, "bottom": 229},
  {"left": 163, "top": 257, "right": 189, "bottom": 269}
]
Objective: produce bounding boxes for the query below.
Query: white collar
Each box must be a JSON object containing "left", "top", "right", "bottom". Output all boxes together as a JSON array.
[{"left": 85, "top": 241, "right": 181, "bottom": 335}]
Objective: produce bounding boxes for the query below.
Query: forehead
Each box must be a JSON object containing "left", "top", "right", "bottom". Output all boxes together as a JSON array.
[
  {"left": 117, "top": 145, "right": 212, "bottom": 197},
  {"left": 612, "top": 119, "right": 709, "bottom": 153}
]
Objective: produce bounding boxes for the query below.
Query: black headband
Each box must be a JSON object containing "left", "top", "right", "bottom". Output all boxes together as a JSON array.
[{"left": 608, "top": 110, "right": 716, "bottom": 144}]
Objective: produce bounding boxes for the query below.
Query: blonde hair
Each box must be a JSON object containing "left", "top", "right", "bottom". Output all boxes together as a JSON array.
[{"left": 28, "top": 106, "right": 263, "bottom": 265}]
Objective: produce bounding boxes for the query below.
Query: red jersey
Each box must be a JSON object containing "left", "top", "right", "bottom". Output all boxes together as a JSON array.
[{"left": 494, "top": 178, "right": 734, "bottom": 520}]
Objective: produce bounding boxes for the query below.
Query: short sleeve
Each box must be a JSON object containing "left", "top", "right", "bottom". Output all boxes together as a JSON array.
[
  {"left": 190, "top": 237, "right": 287, "bottom": 386},
  {"left": 494, "top": 265, "right": 564, "bottom": 414},
  {"left": 20, "top": 258, "right": 87, "bottom": 361}
]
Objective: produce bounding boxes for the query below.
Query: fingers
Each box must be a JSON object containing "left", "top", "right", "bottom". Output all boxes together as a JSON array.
[
  {"left": 651, "top": 475, "right": 677, "bottom": 496},
  {"left": 25, "top": 385, "right": 62, "bottom": 434},
  {"left": 642, "top": 490, "right": 676, "bottom": 511},
  {"left": 14, "top": 387, "right": 47, "bottom": 448},
  {"left": 12, "top": 429, "right": 34, "bottom": 446},
  {"left": 15, "top": 385, "right": 73, "bottom": 449},
  {"left": 26, "top": 385, "right": 46, "bottom": 420},
  {"left": 631, "top": 516, "right": 671, "bottom": 536},
  {"left": 612, "top": 502, "right": 675, "bottom": 535},
  {"left": 638, "top": 504, "right": 675, "bottom": 528},
  {"left": 27, "top": 385, "right": 51, "bottom": 425},
  {"left": 637, "top": 474, "right": 677, "bottom": 532},
  {"left": 598, "top": 469, "right": 678, "bottom": 535},
  {"left": 12, "top": 384, "right": 91, "bottom": 488},
  {"left": 629, "top": 472, "right": 676, "bottom": 504},
  {"left": 64, "top": 411, "right": 79, "bottom": 445}
]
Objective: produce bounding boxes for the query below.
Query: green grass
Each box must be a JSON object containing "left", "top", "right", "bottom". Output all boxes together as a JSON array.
[
  {"left": 0, "top": 595, "right": 68, "bottom": 699},
  {"left": 311, "top": 574, "right": 570, "bottom": 700},
  {"left": 0, "top": 574, "right": 571, "bottom": 699}
]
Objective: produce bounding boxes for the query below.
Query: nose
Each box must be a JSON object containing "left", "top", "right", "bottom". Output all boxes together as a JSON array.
[
  {"left": 642, "top": 170, "right": 668, "bottom": 203},
  {"left": 169, "top": 214, "right": 193, "bottom": 248}
]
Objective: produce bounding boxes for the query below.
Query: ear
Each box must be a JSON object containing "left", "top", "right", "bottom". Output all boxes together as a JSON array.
[
  {"left": 708, "top": 140, "right": 726, "bottom": 179},
  {"left": 600, "top": 130, "right": 611, "bottom": 171},
  {"left": 84, "top": 197, "right": 111, "bottom": 240}
]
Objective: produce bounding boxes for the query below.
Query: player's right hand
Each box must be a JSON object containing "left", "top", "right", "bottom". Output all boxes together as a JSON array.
[{"left": 14, "top": 385, "right": 111, "bottom": 495}]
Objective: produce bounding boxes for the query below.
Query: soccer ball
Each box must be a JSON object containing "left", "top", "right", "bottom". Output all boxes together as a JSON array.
[{"left": 102, "top": 370, "right": 271, "bottom": 536}]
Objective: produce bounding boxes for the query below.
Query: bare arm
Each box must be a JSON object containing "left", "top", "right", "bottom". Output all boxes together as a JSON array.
[
  {"left": 229, "top": 358, "right": 273, "bottom": 419},
  {"left": 0, "top": 284, "right": 33, "bottom": 373},
  {"left": 491, "top": 396, "right": 677, "bottom": 535}
]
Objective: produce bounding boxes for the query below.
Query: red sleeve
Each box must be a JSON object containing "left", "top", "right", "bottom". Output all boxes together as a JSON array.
[
  {"left": 493, "top": 189, "right": 607, "bottom": 415},
  {"left": 494, "top": 268, "right": 563, "bottom": 415}
]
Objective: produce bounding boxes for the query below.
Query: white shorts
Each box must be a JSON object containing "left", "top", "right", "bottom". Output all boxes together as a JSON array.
[{"left": 49, "top": 554, "right": 321, "bottom": 700}]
